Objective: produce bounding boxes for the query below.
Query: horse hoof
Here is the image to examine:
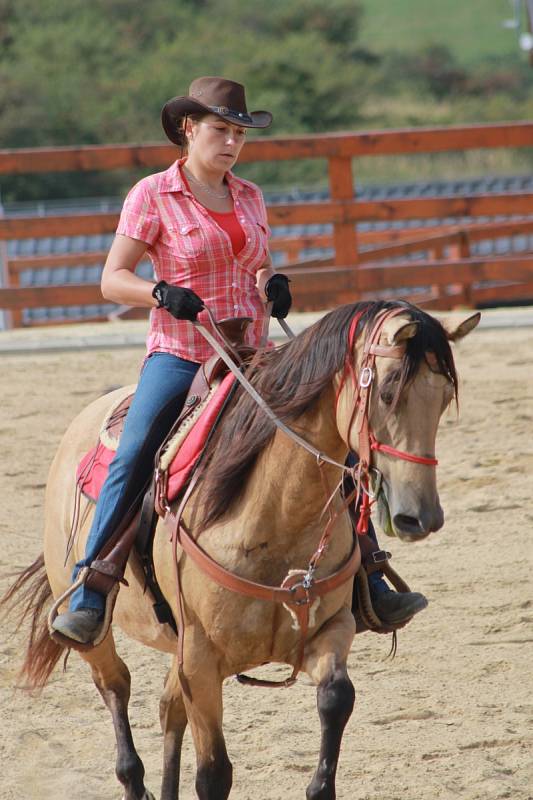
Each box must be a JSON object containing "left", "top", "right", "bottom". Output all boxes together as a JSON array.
[{"left": 121, "top": 793, "right": 155, "bottom": 800}]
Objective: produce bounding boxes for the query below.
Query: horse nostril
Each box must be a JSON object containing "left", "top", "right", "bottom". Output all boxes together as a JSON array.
[{"left": 393, "top": 514, "right": 423, "bottom": 535}]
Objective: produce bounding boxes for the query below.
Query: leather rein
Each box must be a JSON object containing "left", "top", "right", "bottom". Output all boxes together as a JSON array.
[{"left": 168, "top": 306, "right": 438, "bottom": 691}]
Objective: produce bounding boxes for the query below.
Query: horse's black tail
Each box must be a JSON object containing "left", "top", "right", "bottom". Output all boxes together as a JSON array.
[{"left": 0, "top": 554, "right": 65, "bottom": 690}]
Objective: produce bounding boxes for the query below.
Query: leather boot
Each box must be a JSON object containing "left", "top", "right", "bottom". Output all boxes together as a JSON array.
[
  {"left": 51, "top": 609, "right": 103, "bottom": 644},
  {"left": 370, "top": 588, "right": 428, "bottom": 625}
]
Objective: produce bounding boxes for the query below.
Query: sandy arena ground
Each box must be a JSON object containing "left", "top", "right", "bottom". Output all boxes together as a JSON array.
[{"left": 0, "top": 311, "right": 532, "bottom": 800}]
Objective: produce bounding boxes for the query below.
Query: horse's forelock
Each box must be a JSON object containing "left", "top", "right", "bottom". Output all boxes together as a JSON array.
[{"left": 401, "top": 306, "right": 459, "bottom": 403}]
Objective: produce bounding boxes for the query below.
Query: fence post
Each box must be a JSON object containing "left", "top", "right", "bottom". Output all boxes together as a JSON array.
[
  {"left": 0, "top": 196, "right": 13, "bottom": 330},
  {"left": 284, "top": 239, "right": 301, "bottom": 265},
  {"left": 428, "top": 242, "right": 446, "bottom": 304},
  {"left": 448, "top": 230, "right": 472, "bottom": 306},
  {"left": 0, "top": 245, "right": 11, "bottom": 330},
  {"left": 328, "top": 156, "right": 358, "bottom": 291}
]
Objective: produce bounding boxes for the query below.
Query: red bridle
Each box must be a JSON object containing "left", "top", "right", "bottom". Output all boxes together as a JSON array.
[{"left": 339, "top": 308, "right": 438, "bottom": 534}]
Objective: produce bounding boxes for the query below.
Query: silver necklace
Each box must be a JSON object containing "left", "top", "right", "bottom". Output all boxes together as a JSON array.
[{"left": 183, "top": 167, "right": 230, "bottom": 200}]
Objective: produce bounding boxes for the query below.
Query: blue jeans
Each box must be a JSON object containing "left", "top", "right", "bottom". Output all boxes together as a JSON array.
[{"left": 70, "top": 352, "right": 200, "bottom": 612}]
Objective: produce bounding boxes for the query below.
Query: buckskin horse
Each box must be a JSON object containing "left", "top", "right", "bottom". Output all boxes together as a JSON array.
[{"left": 2, "top": 300, "right": 479, "bottom": 800}]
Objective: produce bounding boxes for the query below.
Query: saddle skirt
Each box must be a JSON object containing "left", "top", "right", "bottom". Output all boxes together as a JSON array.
[{"left": 76, "top": 371, "right": 236, "bottom": 505}]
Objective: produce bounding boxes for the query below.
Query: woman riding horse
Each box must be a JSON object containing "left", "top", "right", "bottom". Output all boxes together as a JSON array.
[
  {"left": 51, "top": 75, "right": 426, "bottom": 646},
  {"left": 3, "top": 298, "right": 480, "bottom": 800}
]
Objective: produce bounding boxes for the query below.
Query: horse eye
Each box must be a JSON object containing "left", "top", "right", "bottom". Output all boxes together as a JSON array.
[
  {"left": 379, "top": 370, "right": 400, "bottom": 405},
  {"left": 380, "top": 387, "right": 394, "bottom": 405}
]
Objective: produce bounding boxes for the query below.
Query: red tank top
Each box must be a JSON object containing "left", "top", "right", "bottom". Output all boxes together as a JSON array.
[
  {"left": 206, "top": 208, "right": 246, "bottom": 256},
  {"left": 181, "top": 170, "right": 246, "bottom": 255}
]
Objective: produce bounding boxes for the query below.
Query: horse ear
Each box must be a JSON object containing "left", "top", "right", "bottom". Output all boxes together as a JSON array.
[
  {"left": 441, "top": 312, "right": 481, "bottom": 341},
  {"left": 389, "top": 320, "right": 419, "bottom": 345}
]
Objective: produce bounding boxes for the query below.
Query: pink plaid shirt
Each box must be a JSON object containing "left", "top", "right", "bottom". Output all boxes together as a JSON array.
[{"left": 116, "top": 158, "right": 270, "bottom": 363}]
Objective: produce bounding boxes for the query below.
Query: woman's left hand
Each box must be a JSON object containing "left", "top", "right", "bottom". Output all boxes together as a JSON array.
[{"left": 264, "top": 273, "right": 292, "bottom": 319}]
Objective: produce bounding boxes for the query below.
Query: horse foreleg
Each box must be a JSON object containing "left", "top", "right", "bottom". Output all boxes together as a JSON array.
[
  {"left": 303, "top": 605, "right": 356, "bottom": 800},
  {"left": 81, "top": 632, "right": 151, "bottom": 800},
  {"left": 159, "top": 660, "right": 188, "bottom": 800},
  {"left": 182, "top": 633, "right": 232, "bottom": 800}
]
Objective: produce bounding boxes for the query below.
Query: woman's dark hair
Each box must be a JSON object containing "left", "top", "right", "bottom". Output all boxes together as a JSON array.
[{"left": 175, "top": 112, "right": 208, "bottom": 151}]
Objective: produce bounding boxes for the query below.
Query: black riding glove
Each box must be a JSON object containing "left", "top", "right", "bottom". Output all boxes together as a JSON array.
[
  {"left": 264, "top": 273, "right": 292, "bottom": 319},
  {"left": 152, "top": 281, "right": 204, "bottom": 321}
]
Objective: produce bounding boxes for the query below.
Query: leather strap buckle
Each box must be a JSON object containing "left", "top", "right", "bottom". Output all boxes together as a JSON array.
[
  {"left": 359, "top": 366, "right": 373, "bottom": 388},
  {"left": 288, "top": 583, "right": 311, "bottom": 606},
  {"left": 370, "top": 549, "right": 391, "bottom": 564}
]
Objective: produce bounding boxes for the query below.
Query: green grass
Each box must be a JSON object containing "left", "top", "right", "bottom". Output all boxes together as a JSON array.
[
  {"left": 238, "top": 90, "right": 533, "bottom": 190},
  {"left": 351, "top": 148, "right": 533, "bottom": 185},
  {"left": 358, "top": 0, "right": 525, "bottom": 65}
]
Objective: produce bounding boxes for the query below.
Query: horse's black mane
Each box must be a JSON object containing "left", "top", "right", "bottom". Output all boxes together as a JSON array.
[{"left": 197, "top": 300, "right": 457, "bottom": 526}]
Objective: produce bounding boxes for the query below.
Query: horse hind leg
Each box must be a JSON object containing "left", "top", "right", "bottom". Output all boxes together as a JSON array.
[
  {"left": 303, "top": 606, "right": 356, "bottom": 800},
  {"left": 81, "top": 632, "right": 153, "bottom": 800}
]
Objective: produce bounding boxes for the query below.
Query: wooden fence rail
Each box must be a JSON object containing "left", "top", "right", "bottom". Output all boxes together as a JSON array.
[
  {"left": 8, "top": 218, "right": 533, "bottom": 272},
  {"left": 3, "top": 192, "right": 533, "bottom": 241},
  {"left": 2, "top": 122, "right": 533, "bottom": 174},
  {"left": 2, "top": 250, "right": 532, "bottom": 313},
  {"left": 1, "top": 120, "right": 533, "bottom": 325}
]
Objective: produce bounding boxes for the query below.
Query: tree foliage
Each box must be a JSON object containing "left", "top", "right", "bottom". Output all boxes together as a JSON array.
[
  {"left": 1, "top": 0, "right": 531, "bottom": 201},
  {"left": 0, "top": 0, "right": 375, "bottom": 199}
]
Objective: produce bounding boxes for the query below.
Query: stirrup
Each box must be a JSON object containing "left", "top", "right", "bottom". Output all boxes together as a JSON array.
[
  {"left": 353, "top": 552, "right": 413, "bottom": 635},
  {"left": 47, "top": 567, "right": 120, "bottom": 652}
]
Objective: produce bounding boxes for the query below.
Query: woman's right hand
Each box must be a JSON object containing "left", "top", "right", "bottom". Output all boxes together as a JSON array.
[
  {"left": 152, "top": 281, "right": 204, "bottom": 321},
  {"left": 264, "top": 273, "right": 292, "bottom": 319}
]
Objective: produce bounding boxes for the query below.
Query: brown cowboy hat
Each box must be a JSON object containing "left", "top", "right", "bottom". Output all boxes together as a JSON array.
[{"left": 161, "top": 76, "right": 272, "bottom": 144}]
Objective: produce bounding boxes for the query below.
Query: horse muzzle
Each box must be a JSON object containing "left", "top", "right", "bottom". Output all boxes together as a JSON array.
[
  {"left": 392, "top": 505, "right": 444, "bottom": 542},
  {"left": 377, "top": 487, "right": 444, "bottom": 542}
]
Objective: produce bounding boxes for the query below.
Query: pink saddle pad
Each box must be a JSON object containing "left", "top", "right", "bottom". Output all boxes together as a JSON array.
[{"left": 77, "top": 373, "right": 235, "bottom": 504}]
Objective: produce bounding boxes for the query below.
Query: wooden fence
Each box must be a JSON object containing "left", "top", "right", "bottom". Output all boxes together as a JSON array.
[{"left": 1, "top": 121, "right": 533, "bottom": 326}]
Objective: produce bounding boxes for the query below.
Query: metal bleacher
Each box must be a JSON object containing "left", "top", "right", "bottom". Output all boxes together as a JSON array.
[{"left": 4, "top": 173, "right": 533, "bottom": 325}]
